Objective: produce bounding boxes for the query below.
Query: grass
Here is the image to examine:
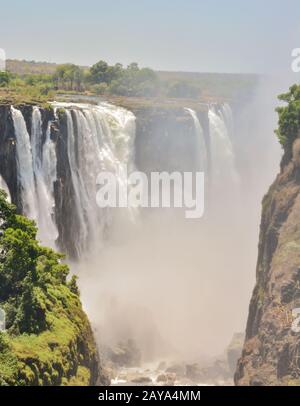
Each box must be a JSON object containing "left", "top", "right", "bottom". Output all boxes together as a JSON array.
[{"left": 0, "top": 87, "right": 53, "bottom": 107}]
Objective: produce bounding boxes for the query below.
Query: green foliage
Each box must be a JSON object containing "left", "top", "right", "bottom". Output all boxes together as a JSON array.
[
  {"left": 275, "top": 84, "right": 300, "bottom": 147},
  {"left": 89, "top": 61, "right": 159, "bottom": 96},
  {"left": 109, "top": 65, "right": 159, "bottom": 97},
  {"left": 68, "top": 275, "right": 80, "bottom": 295},
  {"left": 90, "top": 60, "right": 115, "bottom": 84},
  {"left": 0, "top": 333, "right": 18, "bottom": 385},
  {"left": 0, "top": 58, "right": 259, "bottom": 104},
  {"left": 0, "top": 190, "right": 98, "bottom": 385},
  {"left": 1, "top": 59, "right": 161, "bottom": 100},
  {"left": 53, "top": 64, "right": 84, "bottom": 91},
  {"left": 0, "top": 72, "right": 11, "bottom": 87},
  {"left": 90, "top": 82, "right": 108, "bottom": 95}
]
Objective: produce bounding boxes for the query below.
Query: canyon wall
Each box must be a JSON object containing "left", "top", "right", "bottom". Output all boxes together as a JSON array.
[{"left": 235, "top": 134, "right": 300, "bottom": 385}]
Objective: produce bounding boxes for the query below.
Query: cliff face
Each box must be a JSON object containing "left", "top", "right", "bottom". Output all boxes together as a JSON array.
[
  {"left": 235, "top": 136, "right": 300, "bottom": 385},
  {"left": 133, "top": 106, "right": 209, "bottom": 174}
]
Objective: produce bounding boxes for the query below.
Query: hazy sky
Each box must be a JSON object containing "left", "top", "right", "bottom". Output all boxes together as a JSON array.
[{"left": 1, "top": 0, "right": 300, "bottom": 74}]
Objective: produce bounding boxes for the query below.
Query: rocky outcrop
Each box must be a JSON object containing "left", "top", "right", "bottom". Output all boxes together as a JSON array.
[{"left": 235, "top": 135, "right": 300, "bottom": 385}]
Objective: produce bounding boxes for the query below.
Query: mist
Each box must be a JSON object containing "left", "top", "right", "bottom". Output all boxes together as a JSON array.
[{"left": 72, "top": 76, "right": 285, "bottom": 369}]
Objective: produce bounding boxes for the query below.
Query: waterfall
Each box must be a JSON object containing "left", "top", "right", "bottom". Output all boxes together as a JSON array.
[
  {"left": 11, "top": 106, "right": 58, "bottom": 247},
  {"left": 31, "top": 107, "right": 58, "bottom": 247},
  {"left": 10, "top": 102, "right": 136, "bottom": 255},
  {"left": 220, "top": 103, "right": 234, "bottom": 139},
  {"left": 10, "top": 101, "right": 238, "bottom": 255},
  {"left": 208, "top": 104, "right": 239, "bottom": 192},
  {"left": 185, "top": 103, "right": 238, "bottom": 210},
  {"left": 185, "top": 108, "right": 208, "bottom": 173},
  {"left": 53, "top": 102, "right": 137, "bottom": 257},
  {"left": 11, "top": 106, "right": 38, "bottom": 221}
]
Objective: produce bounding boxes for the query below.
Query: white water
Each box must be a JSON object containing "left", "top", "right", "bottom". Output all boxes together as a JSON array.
[
  {"left": 184, "top": 108, "right": 208, "bottom": 173},
  {"left": 11, "top": 106, "right": 38, "bottom": 221},
  {"left": 10, "top": 106, "right": 58, "bottom": 247},
  {"left": 31, "top": 107, "right": 58, "bottom": 247},
  {"left": 208, "top": 105, "right": 239, "bottom": 202},
  {"left": 53, "top": 102, "right": 137, "bottom": 257}
]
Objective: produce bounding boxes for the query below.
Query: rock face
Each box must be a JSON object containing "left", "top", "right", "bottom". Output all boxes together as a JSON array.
[
  {"left": 105, "top": 339, "right": 141, "bottom": 367},
  {"left": 235, "top": 136, "right": 300, "bottom": 385},
  {"left": 133, "top": 106, "right": 209, "bottom": 175}
]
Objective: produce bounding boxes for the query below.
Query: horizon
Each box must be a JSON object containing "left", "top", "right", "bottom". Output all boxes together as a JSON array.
[{"left": 5, "top": 58, "right": 262, "bottom": 76}]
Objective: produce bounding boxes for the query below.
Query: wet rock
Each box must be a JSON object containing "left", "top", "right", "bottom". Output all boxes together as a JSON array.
[
  {"left": 165, "top": 363, "right": 186, "bottom": 377},
  {"left": 156, "top": 373, "right": 176, "bottom": 385},
  {"left": 106, "top": 339, "right": 141, "bottom": 367}
]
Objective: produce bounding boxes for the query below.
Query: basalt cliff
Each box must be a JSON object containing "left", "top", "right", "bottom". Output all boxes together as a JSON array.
[{"left": 235, "top": 85, "right": 300, "bottom": 385}]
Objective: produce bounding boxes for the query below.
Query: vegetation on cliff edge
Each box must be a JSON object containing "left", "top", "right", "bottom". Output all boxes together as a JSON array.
[
  {"left": 0, "top": 58, "right": 259, "bottom": 104},
  {"left": 0, "top": 190, "right": 99, "bottom": 385},
  {"left": 275, "top": 84, "right": 300, "bottom": 148}
]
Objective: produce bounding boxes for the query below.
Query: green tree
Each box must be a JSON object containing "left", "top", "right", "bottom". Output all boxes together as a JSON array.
[
  {"left": 53, "top": 64, "right": 84, "bottom": 91},
  {"left": 275, "top": 84, "right": 300, "bottom": 147},
  {"left": 0, "top": 190, "right": 78, "bottom": 334},
  {"left": 0, "top": 71, "right": 11, "bottom": 87},
  {"left": 90, "top": 60, "right": 110, "bottom": 83}
]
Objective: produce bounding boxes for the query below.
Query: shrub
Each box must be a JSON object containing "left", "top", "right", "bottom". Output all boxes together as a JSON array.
[{"left": 275, "top": 84, "right": 300, "bottom": 148}]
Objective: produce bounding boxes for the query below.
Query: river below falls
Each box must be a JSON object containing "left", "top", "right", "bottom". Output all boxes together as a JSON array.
[{"left": 109, "top": 362, "right": 233, "bottom": 386}]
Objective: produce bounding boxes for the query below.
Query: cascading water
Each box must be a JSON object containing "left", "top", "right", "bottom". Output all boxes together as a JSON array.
[
  {"left": 11, "top": 106, "right": 38, "bottom": 221},
  {"left": 53, "top": 102, "right": 137, "bottom": 257},
  {"left": 9, "top": 102, "right": 136, "bottom": 254},
  {"left": 31, "top": 107, "right": 58, "bottom": 247},
  {"left": 184, "top": 108, "right": 208, "bottom": 173},
  {"left": 10, "top": 101, "right": 237, "bottom": 255},
  {"left": 208, "top": 104, "right": 239, "bottom": 196},
  {"left": 220, "top": 102, "right": 234, "bottom": 140},
  {"left": 11, "top": 106, "right": 58, "bottom": 247}
]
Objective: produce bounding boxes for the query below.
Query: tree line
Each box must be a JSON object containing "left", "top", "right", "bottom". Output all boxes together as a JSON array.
[{"left": 0, "top": 59, "right": 202, "bottom": 98}]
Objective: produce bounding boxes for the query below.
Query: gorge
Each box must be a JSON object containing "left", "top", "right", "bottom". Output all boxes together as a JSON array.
[{"left": 0, "top": 92, "right": 279, "bottom": 385}]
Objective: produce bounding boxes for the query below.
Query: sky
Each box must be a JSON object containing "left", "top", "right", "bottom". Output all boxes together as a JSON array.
[{"left": 0, "top": 0, "right": 300, "bottom": 74}]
